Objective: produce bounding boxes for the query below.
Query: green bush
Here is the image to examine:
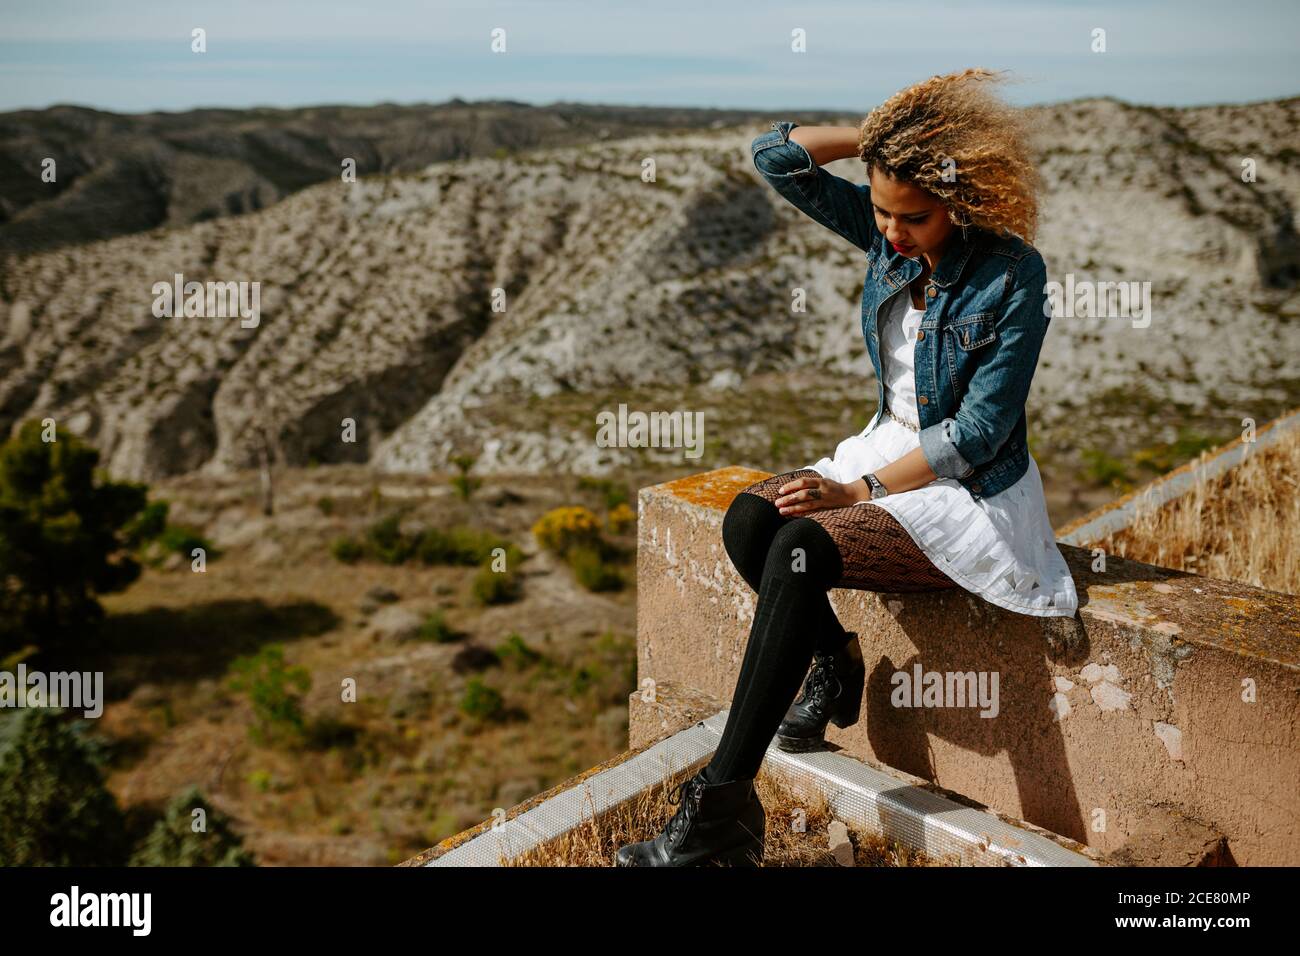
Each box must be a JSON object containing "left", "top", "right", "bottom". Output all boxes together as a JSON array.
[
  {"left": 451, "top": 473, "right": 483, "bottom": 501},
  {"left": 415, "top": 527, "right": 513, "bottom": 566},
  {"left": 569, "top": 663, "right": 604, "bottom": 696},
  {"left": 567, "top": 543, "right": 624, "bottom": 592},
  {"left": 450, "top": 454, "right": 483, "bottom": 501},
  {"left": 156, "top": 523, "right": 216, "bottom": 562},
  {"left": 129, "top": 786, "right": 256, "bottom": 866},
  {"left": 1131, "top": 428, "right": 1221, "bottom": 475},
  {"left": 470, "top": 564, "right": 522, "bottom": 606},
  {"left": 121, "top": 497, "right": 218, "bottom": 566},
  {"left": 1080, "top": 447, "right": 1132, "bottom": 489},
  {"left": 330, "top": 535, "right": 363, "bottom": 563},
  {"left": 226, "top": 645, "right": 312, "bottom": 745},
  {"left": 123, "top": 500, "right": 169, "bottom": 548},
  {"left": 330, "top": 511, "right": 520, "bottom": 571},
  {"left": 0, "top": 708, "right": 129, "bottom": 865},
  {"left": 495, "top": 632, "right": 542, "bottom": 669},
  {"left": 577, "top": 476, "right": 629, "bottom": 511},
  {"left": 365, "top": 512, "right": 414, "bottom": 565},
  {"left": 459, "top": 678, "right": 504, "bottom": 720},
  {"left": 418, "top": 610, "right": 461, "bottom": 643}
]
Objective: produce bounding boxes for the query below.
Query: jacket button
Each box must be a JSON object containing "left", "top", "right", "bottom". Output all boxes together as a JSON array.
[
  {"left": 916, "top": 330, "right": 925, "bottom": 341},
  {"left": 918, "top": 395, "right": 928, "bottom": 405},
  {"left": 926, "top": 286, "right": 937, "bottom": 297},
  {"left": 971, "top": 483, "right": 982, "bottom": 493}
]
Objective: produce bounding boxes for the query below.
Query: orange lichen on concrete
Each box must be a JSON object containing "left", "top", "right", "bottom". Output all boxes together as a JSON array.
[
  {"left": 1082, "top": 572, "right": 1300, "bottom": 664},
  {"left": 654, "top": 465, "right": 772, "bottom": 512}
]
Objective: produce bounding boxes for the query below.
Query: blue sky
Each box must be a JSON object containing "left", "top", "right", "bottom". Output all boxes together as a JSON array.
[{"left": 2, "top": 0, "right": 1297, "bottom": 113}]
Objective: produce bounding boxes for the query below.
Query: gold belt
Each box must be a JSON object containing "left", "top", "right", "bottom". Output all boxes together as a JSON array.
[{"left": 885, "top": 404, "right": 920, "bottom": 432}]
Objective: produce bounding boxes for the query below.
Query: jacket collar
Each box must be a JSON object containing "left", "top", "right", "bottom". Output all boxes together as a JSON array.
[{"left": 888, "top": 226, "right": 981, "bottom": 289}]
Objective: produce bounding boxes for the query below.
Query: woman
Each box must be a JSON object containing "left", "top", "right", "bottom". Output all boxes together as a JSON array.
[{"left": 615, "top": 69, "right": 1078, "bottom": 867}]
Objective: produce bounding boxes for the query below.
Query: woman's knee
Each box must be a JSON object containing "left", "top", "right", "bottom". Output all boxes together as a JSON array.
[
  {"left": 763, "top": 517, "right": 843, "bottom": 586},
  {"left": 722, "top": 492, "right": 781, "bottom": 584}
]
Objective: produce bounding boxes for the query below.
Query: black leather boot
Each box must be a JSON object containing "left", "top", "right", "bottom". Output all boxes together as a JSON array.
[
  {"left": 775, "top": 633, "right": 864, "bottom": 753},
  {"left": 614, "top": 767, "right": 765, "bottom": 867}
]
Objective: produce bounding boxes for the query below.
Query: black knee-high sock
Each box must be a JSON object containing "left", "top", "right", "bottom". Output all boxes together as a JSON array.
[
  {"left": 722, "top": 492, "right": 852, "bottom": 655},
  {"left": 706, "top": 517, "right": 845, "bottom": 785}
]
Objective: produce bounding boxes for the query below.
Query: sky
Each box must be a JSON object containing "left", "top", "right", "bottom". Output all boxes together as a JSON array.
[{"left": 1, "top": 0, "right": 1298, "bottom": 114}]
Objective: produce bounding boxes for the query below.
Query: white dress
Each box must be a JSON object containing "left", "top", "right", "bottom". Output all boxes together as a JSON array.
[{"left": 802, "top": 294, "right": 1079, "bottom": 618}]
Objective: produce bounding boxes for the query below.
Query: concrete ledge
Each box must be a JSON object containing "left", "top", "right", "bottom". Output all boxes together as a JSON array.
[
  {"left": 634, "top": 466, "right": 1300, "bottom": 865},
  {"left": 631, "top": 681, "right": 1104, "bottom": 866},
  {"left": 403, "top": 685, "right": 1099, "bottom": 867}
]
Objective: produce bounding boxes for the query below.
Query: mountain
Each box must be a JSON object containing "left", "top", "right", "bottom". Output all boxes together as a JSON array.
[
  {"left": 1, "top": 96, "right": 1297, "bottom": 483},
  {"left": 0, "top": 99, "right": 816, "bottom": 256}
]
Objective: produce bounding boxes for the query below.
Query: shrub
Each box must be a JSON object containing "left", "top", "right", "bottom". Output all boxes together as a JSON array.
[
  {"left": 470, "top": 564, "right": 522, "bottom": 606},
  {"left": 226, "top": 645, "right": 311, "bottom": 745},
  {"left": 129, "top": 786, "right": 256, "bottom": 866},
  {"left": 531, "top": 506, "right": 603, "bottom": 556},
  {"left": 156, "top": 523, "right": 216, "bottom": 562},
  {"left": 605, "top": 501, "right": 636, "bottom": 534},
  {"left": 577, "top": 477, "right": 629, "bottom": 511},
  {"left": 122, "top": 497, "right": 217, "bottom": 566},
  {"left": 459, "top": 678, "right": 504, "bottom": 720},
  {"left": 569, "top": 663, "right": 603, "bottom": 696},
  {"left": 495, "top": 632, "right": 542, "bottom": 669},
  {"left": 0, "top": 708, "right": 129, "bottom": 865},
  {"left": 450, "top": 454, "right": 483, "bottom": 501},
  {"left": 1081, "top": 447, "right": 1132, "bottom": 490},
  {"left": 365, "top": 512, "right": 414, "bottom": 565},
  {"left": 331, "top": 514, "right": 520, "bottom": 571},
  {"left": 416, "top": 526, "right": 515, "bottom": 566},
  {"left": 418, "top": 610, "right": 461, "bottom": 643},
  {"left": 567, "top": 543, "right": 624, "bottom": 592},
  {"left": 330, "top": 535, "right": 363, "bottom": 563},
  {"left": 123, "top": 500, "right": 169, "bottom": 548}
]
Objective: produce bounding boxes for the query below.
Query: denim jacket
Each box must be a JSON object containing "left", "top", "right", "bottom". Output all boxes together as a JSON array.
[{"left": 751, "top": 121, "right": 1052, "bottom": 501}]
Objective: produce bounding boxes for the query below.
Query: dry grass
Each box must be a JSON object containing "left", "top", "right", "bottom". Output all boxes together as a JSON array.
[
  {"left": 501, "top": 765, "right": 961, "bottom": 867},
  {"left": 1087, "top": 423, "right": 1300, "bottom": 595},
  {"left": 83, "top": 468, "right": 642, "bottom": 866}
]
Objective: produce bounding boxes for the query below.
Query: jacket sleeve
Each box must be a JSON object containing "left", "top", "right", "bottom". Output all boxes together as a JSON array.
[
  {"left": 918, "top": 252, "right": 1051, "bottom": 477},
  {"left": 750, "top": 121, "right": 880, "bottom": 255}
]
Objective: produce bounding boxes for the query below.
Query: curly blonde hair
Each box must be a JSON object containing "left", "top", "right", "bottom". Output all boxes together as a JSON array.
[{"left": 857, "top": 68, "right": 1044, "bottom": 243}]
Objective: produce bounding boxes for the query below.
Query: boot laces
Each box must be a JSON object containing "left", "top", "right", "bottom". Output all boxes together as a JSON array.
[
  {"left": 664, "top": 774, "right": 705, "bottom": 845},
  {"left": 801, "top": 651, "right": 843, "bottom": 712}
]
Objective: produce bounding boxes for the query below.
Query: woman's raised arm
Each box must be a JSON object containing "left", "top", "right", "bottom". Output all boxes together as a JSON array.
[
  {"left": 786, "top": 125, "right": 861, "bottom": 166},
  {"left": 750, "top": 121, "right": 881, "bottom": 254}
]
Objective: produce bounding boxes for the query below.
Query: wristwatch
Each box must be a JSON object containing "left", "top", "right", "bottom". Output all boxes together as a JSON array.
[{"left": 862, "top": 472, "right": 889, "bottom": 500}]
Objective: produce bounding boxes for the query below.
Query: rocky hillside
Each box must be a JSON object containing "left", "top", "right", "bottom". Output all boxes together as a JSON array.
[
  {"left": 0, "top": 99, "right": 804, "bottom": 256},
  {"left": 1, "top": 95, "right": 1298, "bottom": 484}
]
